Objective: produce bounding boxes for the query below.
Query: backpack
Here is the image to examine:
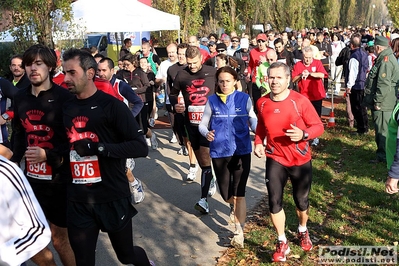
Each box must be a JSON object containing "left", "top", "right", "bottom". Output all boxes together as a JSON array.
[{"left": 335, "top": 46, "right": 351, "bottom": 66}]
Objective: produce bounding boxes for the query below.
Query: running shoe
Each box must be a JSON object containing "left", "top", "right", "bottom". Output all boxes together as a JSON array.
[
  {"left": 208, "top": 177, "right": 216, "bottom": 197},
  {"left": 150, "top": 133, "right": 158, "bottom": 150},
  {"left": 148, "top": 117, "right": 155, "bottom": 127},
  {"left": 186, "top": 164, "right": 198, "bottom": 181},
  {"left": 125, "top": 158, "right": 135, "bottom": 171},
  {"left": 146, "top": 137, "right": 151, "bottom": 147},
  {"left": 230, "top": 232, "right": 244, "bottom": 249},
  {"left": 194, "top": 198, "right": 209, "bottom": 214},
  {"left": 272, "top": 240, "right": 290, "bottom": 262},
  {"left": 170, "top": 134, "right": 177, "bottom": 143},
  {"left": 298, "top": 230, "right": 313, "bottom": 251},
  {"left": 177, "top": 145, "right": 188, "bottom": 156},
  {"left": 229, "top": 203, "right": 235, "bottom": 223},
  {"left": 182, "top": 146, "right": 188, "bottom": 156},
  {"left": 177, "top": 146, "right": 184, "bottom": 155},
  {"left": 130, "top": 178, "right": 145, "bottom": 204}
]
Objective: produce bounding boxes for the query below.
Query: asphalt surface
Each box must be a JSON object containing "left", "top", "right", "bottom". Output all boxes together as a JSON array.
[{"left": 27, "top": 127, "right": 268, "bottom": 266}]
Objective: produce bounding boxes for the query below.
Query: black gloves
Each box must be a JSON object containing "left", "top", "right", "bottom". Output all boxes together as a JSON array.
[{"left": 73, "top": 139, "right": 99, "bottom": 157}]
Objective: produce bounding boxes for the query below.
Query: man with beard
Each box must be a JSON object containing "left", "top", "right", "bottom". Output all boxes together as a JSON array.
[
  {"left": 97, "top": 57, "right": 145, "bottom": 204},
  {"left": 9, "top": 55, "right": 30, "bottom": 89},
  {"left": 169, "top": 46, "right": 217, "bottom": 214},
  {"left": 62, "top": 48, "right": 153, "bottom": 265},
  {"left": 8, "top": 55, "right": 31, "bottom": 149},
  {"left": 11, "top": 44, "right": 76, "bottom": 266}
]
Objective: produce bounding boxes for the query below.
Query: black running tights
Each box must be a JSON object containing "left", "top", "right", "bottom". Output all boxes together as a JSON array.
[
  {"left": 265, "top": 158, "right": 312, "bottom": 214},
  {"left": 68, "top": 219, "right": 151, "bottom": 266}
]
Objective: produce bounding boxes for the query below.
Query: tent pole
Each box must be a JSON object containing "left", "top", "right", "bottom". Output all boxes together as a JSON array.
[{"left": 115, "top": 32, "right": 120, "bottom": 60}]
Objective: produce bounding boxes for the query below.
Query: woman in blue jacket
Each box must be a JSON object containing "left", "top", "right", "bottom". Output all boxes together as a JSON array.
[{"left": 199, "top": 66, "right": 257, "bottom": 249}]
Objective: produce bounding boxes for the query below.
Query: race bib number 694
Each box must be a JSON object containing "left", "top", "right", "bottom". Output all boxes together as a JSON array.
[{"left": 26, "top": 161, "right": 52, "bottom": 180}]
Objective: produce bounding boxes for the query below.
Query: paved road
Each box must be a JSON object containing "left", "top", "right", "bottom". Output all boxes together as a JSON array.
[{"left": 28, "top": 128, "right": 267, "bottom": 266}]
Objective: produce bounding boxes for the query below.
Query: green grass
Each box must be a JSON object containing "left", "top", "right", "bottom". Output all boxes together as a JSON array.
[{"left": 217, "top": 103, "right": 399, "bottom": 265}]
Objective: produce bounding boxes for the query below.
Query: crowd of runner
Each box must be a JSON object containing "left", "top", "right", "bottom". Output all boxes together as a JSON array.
[{"left": 1, "top": 24, "right": 399, "bottom": 265}]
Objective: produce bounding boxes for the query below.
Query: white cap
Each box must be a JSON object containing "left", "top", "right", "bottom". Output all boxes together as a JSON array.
[{"left": 391, "top": 33, "right": 399, "bottom": 41}]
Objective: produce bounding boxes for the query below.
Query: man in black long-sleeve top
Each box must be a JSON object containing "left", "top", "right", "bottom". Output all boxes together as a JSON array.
[{"left": 62, "top": 48, "right": 152, "bottom": 266}]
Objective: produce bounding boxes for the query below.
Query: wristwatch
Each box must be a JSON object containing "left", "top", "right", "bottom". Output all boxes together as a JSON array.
[
  {"left": 1, "top": 113, "right": 9, "bottom": 120},
  {"left": 97, "top": 143, "right": 105, "bottom": 155},
  {"left": 302, "top": 130, "right": 309, "bottom": 140}
]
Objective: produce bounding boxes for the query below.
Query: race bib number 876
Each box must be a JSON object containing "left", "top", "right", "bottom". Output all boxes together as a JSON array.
[{"left": 70, "top": 150, "right": 101, "bottom": 184}]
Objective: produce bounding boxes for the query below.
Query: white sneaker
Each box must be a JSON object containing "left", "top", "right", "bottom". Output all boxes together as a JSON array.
[
  {"left": 231, "top": 232, "right": 244, "bottom": 248},
  {"left": 146, "top": 137, "right": 151, "bottom": 147},
  {"left": 194, "top": 198, "right": 209, "bottom": 214},
  {"left": 208, "top": 177, "right": 216, "bottom": 197},
  {"left": 182, "top": 146, "right": 188, "bottom": 156},
  {"left": 150, "top": 133, "right": 158, "bottom": 150},
  {"left": 148, "top": 118, "right": 155, "bottom": 127},
  {"left": 170, "top": 134, "right": 177, "bottom": 143},
  {"left": 130, "top": 178, "right": 145, "bottom": 204},
  {"left": 186, "top": 164, "right": 198, "bottom": 181},
  {"left": 177, "top": 145, "right": 189, "bottom": 156}
]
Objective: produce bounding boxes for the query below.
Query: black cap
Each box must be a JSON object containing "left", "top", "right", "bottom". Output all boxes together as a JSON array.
[{"left": 216, "top": 43, "right": 227, "bottom": 50}]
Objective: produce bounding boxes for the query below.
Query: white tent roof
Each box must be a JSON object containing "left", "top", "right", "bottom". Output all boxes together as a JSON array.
[{"left": 71, "top": 0, "right": 180, "bottom": 32}]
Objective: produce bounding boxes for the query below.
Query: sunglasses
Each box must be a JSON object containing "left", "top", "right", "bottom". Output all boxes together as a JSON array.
[
  {"left": 217, "top": 49, "right": 226, "bottom": 53},
  {"left": 257, "top": 40, "right": 266, "bottom": 43},
  {"left": 232, "top": 40, "right": 239, "bottom": 43}
]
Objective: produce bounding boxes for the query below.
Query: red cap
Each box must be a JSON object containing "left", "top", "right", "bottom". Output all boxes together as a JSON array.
[{"left": 256, "top": 33, "right": 267, "bottom": 41}]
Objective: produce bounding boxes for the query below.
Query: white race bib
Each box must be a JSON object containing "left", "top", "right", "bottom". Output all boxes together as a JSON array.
[
  {"left": 188, "top": 105, "right": 205, "bottom": 125},
  {"left": 26, "top": 161, "right": 52, "bottom": 180},
  {"left": 70, "top": 150, "right": 101, "bottom": 184}
]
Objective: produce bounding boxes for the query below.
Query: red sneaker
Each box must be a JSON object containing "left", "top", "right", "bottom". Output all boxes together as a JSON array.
[
  {"left": 298, "top": 230, "right": 313, "bottom": 251},
  {"left": 272, "top": 240, "right": 290, "bottom": 262}
]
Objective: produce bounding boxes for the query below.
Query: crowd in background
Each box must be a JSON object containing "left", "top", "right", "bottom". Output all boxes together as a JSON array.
[{"left": 2, "top": 23, "right": 399, "bottom": 265}]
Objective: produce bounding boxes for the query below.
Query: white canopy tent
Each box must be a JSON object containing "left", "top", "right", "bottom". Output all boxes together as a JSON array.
[{"left": 71, "top": 0, "right": 180, "bottom": 33}]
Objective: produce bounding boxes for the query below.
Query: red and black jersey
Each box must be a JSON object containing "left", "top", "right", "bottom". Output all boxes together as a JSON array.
[
  {"left": 169, "top": 65, "right": 216, "bottom": 108},
  {"left": 63, "top": 90, "right": 147, "bottom": 203},
  {"left": 11, "top": 84, "right": 74, "bottom": 184}
]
